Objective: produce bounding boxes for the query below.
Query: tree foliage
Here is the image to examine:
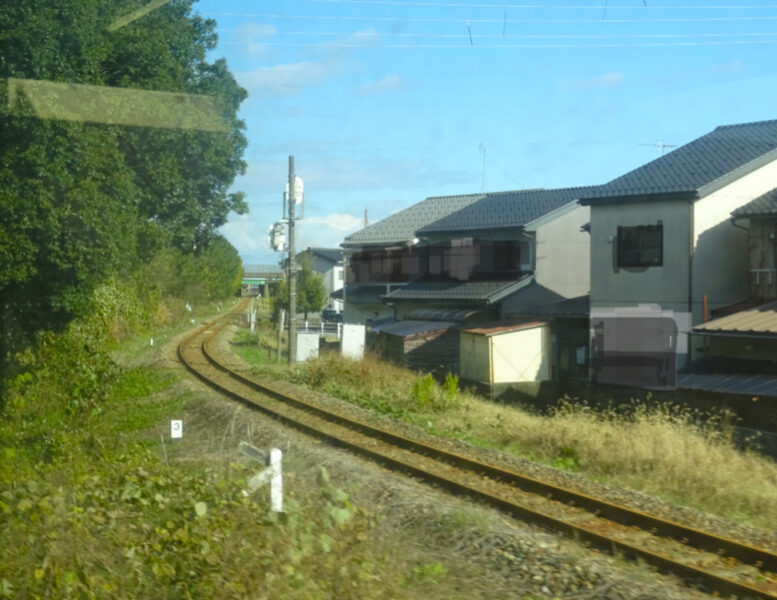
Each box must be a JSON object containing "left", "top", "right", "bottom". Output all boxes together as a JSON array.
[
  {"left": 0, "top": 0, "right": 248, "bottom": 379},
  {"left": 275, "top": 259, "right": 329, "bottom": 320}
]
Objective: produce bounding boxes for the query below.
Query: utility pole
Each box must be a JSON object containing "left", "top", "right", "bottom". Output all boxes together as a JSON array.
[{"left": 287, "top": 156, "right": 297, "bottom": 364}]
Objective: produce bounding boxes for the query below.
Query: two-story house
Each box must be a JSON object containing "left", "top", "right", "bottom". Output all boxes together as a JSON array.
[
  {"left": 579, "top": 119, "right": 777, "bottom": 389},
  {"left": 367, "top": 187, "right": 597, "bottom": 375},
  {"left": 340, "top": 193, "right": 484, "bottom": 325},
  {"left": 384, "top": 187, "right": 597, "bottom": 319}
]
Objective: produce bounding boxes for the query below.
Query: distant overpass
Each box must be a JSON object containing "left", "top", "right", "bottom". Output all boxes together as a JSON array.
[{"left": 242, "top": 264, "right": 284, "bottom": 287}]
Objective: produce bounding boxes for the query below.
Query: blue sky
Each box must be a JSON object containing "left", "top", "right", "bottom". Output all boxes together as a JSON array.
[{"left": 193, "top": 0, "right": 777, "bottom": 265}]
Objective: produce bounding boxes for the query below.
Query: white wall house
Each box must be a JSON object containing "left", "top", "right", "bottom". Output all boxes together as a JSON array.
[{"left": 580, "top": 119, "right": 777, "bottom": 382}]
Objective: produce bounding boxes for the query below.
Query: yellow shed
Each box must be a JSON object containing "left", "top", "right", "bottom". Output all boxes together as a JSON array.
[{"left": 460, "top": 321, "right": 551, "bottom": 386}]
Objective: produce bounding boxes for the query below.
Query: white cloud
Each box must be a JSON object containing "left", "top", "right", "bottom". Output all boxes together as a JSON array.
[
  {"left": 219, "top": 214, "right": 263, "bottom": 253},
  {"left": 297, "top": 213, "right": 364, "bottom": 249},
  {"left": 563, "top": 72, "right": 624, "bottom": 90},
  {"left": 304, "top": 213, "right": 364, "bottom": 232},
  {"left": 237, "top": 28, "right": 381, "bottom": 96},
  {"left": 710, "top": 60, "right": 743, "bottom": 74},
  {"left": 355, "top": 74, "right": 404, "bottom": 95},
  {"left": 237, "top": 61, "right": 337, "bottom": 95},
  {"left": 234, "top": 22, "right": 277, "bottom": 56}
]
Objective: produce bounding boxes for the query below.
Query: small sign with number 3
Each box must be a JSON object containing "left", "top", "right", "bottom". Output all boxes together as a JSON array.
[{"left": 171, "top": 420, "right": 182, "bottom": 440}]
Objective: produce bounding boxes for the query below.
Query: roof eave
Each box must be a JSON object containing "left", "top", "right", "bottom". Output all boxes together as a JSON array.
[
  {"left": 692, "top": 329, "right": 777, "bottom": 338},
  {"left": 578, "top": 190, "right": 697, "bottom": 206}
]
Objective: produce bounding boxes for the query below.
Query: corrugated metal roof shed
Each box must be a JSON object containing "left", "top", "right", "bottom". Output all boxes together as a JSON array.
[
  {"left": 417, "top": 187, "right": 598, "bottom": 234},
  {"left": 678, "top": 373, "right": 777, "bottom": 397},
  {"left": 579, "top": 119, "right": 777, "bottom": 203},
  {"left": 693, "top": 300, "right": 777, "bottom": 335},
  {"left": 731, "top": 188, "right": 777, "bottom": 218}
]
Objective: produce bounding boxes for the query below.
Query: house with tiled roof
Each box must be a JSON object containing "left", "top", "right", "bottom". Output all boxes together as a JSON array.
[
  {"left": 339, "top": 193, "right": 485, "bottom": 324},
  {"left": 579, "top": 118, "right": 777, "bottom": 389},
  {"left": 343, "top": 186, "right": 596, "bottom": 376},
  {"left": 386, "top": 187, "right": 597, "bottom": 319}
]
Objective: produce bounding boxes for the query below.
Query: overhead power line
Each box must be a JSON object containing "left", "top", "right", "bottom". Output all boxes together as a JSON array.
[
  {"left": 204, "top": 12, "right": 777, "bottom": 24},
  {"left": 219, "top": 38, "right": 777, "bottom": 48},
  {"left": 218, "top": 28, "right": 777, "bottom": 40},
  {"left": 303, "top": 0, "right": 777, "bottom": 8}
]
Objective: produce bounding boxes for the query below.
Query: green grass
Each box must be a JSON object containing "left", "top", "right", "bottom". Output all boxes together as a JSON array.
[{"left": 0, "top": 301, "right": 516, "bottom": 600}]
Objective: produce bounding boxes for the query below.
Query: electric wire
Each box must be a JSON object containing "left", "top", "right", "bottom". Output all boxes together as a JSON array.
[
  {"left": 301, "top": 0, "right": 777, "bottom": 8},
  {"left": 203, "top": 12, "right": 777, "bottom": 24},
  {"left": 218, "top": 28, "right": 777, "bottom": 40}
]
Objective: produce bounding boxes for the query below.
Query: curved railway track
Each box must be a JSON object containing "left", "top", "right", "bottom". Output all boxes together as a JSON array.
[{"left": 179, "top": 304, "right": 777, "bottom": 599}]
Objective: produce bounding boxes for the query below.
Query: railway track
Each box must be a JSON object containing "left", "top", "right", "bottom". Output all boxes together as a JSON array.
[{"left": 179, "top": 305, "right": 777, "bottom": 599}]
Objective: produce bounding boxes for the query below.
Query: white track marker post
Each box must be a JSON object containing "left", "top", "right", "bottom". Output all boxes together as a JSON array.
[
  {"left": 171, "top": 420, "right": 182, "bottom": 441},
  {"left": 238, "top": 442, "right": 283, "bottom": 512}
]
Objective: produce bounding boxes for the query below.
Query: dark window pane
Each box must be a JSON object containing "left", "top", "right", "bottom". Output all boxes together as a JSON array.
[{"left": 617, "top": 224, "right": 663, "bottom": 267}]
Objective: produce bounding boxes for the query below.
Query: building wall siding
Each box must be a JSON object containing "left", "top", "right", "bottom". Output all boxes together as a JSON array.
[
  {"left": 460, "top": 331, "right": 491, "bottom": 383},
  {"left": 492, "top": 325, "right": 551, "bottom": 384},
  {"left": 689, "top": 161, "right": 777, "bottom": 318},
  {"left": 589, "top": 199, "right": 690, "bottom": 313},
  {"left": 534, "top": 204, "right": 591, "bottom": 298}
]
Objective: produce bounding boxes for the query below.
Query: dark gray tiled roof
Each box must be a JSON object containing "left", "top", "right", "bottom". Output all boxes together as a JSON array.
[
  {"left": 301, "top": 247, "right": 343, "bottom": 263},
  {"left": 343, "top": 193, "right": 483, "bottom": 247},
  {"left": 731, "top": 188, "right": 777, "bottom": 218},
  {"left": 330, "top": 285, "right": 385, "bottom": 305},
  {"left": 370, "top": 319, "right": 459, "bottom": 337},
  {"left": 579, "top": 119, "right": 777, "bottom": 203},
  {"left": 418, "top": 186, "right": 599, "bottom": 234},
  {"left": 385, "top": 276, "right": 532, "bottom": 304},
  {"left": 510, "top": 294, "right": 590, "bottom": 319}
]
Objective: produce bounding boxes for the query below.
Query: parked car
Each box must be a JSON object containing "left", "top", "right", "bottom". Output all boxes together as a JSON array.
[{"left": 322, "top": 309, "right": 343, "bottom": 323}]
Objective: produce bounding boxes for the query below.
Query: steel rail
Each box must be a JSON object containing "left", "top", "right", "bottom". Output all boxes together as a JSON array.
[{"left": 179, "top": 308, "right": 777, "bottom": 599}]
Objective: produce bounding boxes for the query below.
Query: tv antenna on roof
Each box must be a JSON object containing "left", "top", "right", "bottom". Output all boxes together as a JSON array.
[
  {"left": 478, "top": 143, "right": 486, "bottom": 192},
  {"left": 639, "top": 140, "right": 677, "bottom": 155}
]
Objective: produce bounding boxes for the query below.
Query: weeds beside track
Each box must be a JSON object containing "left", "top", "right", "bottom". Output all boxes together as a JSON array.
[{"left": 180, "top": 306, "right": 777, "bottom": 600}]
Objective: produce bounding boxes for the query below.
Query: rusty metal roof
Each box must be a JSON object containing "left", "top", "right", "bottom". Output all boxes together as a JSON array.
[
  {"left": 693, "top": 300, "right": 777, "bottom": 335},
  {"left": 462, "top": 321, "right": 547, "bottom": 336}
]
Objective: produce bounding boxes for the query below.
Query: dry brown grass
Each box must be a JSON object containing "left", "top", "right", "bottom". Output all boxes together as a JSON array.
[
  {"left": 250, "top": 344, "right": 777, "bottom": 531},
  {"left": 434, "top": 399, "right": 777, "bottom": 528}
]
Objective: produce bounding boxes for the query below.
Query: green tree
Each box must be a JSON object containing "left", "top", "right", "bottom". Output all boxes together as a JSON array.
[
  {"left": 0, "top": 0, "right": 248, "bottom": 382},
  {"left": 275, "top": 259, "right": 329, "bottom": 321}
]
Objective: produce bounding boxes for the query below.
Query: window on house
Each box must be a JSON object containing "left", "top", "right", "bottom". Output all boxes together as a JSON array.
[{"left": 617, "top": 224, "right": 663, "bottom": 267}]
